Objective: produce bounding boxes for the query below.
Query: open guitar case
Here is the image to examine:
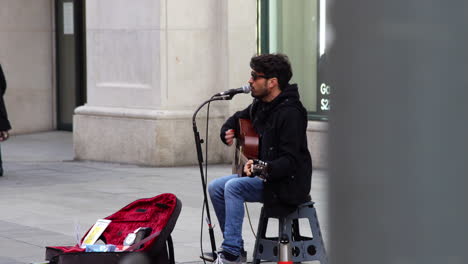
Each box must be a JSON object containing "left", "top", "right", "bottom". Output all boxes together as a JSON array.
[{"left": 45, "top": 193, "right": 182, "bottom": 264}]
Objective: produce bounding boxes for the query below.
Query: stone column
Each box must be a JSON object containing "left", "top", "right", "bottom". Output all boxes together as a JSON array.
[
  {"left": 329, "top": 0, "right": 468, "bottom": 263},
  {"left": 74, "top": 0, "right": 247, "bottom": 166}
]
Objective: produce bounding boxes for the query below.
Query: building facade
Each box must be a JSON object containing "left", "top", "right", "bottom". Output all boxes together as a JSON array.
[{"left": 0, "top": 0, "right": 327, "bottom": 168}]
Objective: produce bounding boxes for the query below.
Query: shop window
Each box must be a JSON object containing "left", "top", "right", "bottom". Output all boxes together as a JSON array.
[{"left": 258, "top": 0, "right": 329, "bottom": 120}]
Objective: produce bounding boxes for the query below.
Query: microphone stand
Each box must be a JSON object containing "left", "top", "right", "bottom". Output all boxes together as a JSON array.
[{"left": 192, "top": 94, "right": 233, "bottom": 261}]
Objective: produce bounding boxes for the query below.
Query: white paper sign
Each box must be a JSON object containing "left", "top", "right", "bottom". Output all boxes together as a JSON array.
[
  {"left": 81, "top": 219, "right": 112, "bottom": 248},
  {"left": 63, "top": 2, "right": 74, "bottom": 35}
]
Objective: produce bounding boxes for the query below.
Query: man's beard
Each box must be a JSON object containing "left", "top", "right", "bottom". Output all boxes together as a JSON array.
[{"left": 251, "top": 84, "right": 269, "bottom": 100}]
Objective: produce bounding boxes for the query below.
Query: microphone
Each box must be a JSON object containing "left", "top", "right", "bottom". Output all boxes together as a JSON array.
[{"left": 215, "top": 85, "right": 251, "bottom": 96}]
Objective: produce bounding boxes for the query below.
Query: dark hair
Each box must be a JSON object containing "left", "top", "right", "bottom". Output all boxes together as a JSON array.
[{"left": 250, "top": 53, "right": 293, "bottom": 90}]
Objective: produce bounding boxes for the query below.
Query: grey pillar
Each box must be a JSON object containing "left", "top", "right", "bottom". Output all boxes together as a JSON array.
[{"left": 329, "top": 1, "right": 468, "bottom": 263}]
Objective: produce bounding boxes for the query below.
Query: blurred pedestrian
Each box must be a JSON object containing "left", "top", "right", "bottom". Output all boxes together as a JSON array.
[{"left": 0, "top": 63, "right": 12, "bottom": 176}]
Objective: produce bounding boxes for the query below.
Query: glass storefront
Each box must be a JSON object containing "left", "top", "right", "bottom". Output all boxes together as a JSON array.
[{"left": 258, "top": 0, "right": 328, "bottom": 120}]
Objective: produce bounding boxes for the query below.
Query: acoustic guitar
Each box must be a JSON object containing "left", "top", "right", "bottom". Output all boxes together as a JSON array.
[{"left": 232, "top": 118, "right": 266, "bottom": 177}]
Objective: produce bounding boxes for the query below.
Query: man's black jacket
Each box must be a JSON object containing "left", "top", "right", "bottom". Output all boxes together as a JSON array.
[
  {"left": 220, "top": 84, "right": 312, "bottom": 217},
  {"left": 0, "top": 64, "right": 11, "bottom": 131}
]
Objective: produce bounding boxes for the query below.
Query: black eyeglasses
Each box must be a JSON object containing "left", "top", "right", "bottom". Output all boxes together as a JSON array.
[{"left": 251, "top": 71, "right": 271, "bottom": 81}]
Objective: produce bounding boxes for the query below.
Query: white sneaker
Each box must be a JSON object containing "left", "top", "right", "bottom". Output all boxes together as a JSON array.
[{"left": 213, "top": 252, "right": 243, "bottom": 264}]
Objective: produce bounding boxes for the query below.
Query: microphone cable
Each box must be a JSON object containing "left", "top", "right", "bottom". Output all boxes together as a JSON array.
[
  {"left": 200, "top": 201, "right": 207, "bottom": 264},
  {"left": 244, "top": 203, "right": 257, "bottom": 239}
]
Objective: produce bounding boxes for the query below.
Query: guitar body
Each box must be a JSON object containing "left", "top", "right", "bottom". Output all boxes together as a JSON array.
[{"left": 232, "top": 119, "right": 259, "bottom": 176}]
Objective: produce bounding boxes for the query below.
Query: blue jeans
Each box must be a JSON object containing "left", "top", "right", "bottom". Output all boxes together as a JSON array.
[{"left": 208, "top": 174, "right": 264, "bottom": 256}]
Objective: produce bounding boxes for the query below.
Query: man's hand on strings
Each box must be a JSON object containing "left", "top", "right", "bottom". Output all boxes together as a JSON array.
[
  {"left": 225, "top": 129, "right": 235, "bottom": 146},
  {"left": 243, "top": 159, "right": 254, "bottom": 177}
]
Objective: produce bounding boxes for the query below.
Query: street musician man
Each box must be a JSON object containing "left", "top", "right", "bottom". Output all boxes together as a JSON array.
[{"left": 208, "top": 53, "right": 312, "bottom": 264}]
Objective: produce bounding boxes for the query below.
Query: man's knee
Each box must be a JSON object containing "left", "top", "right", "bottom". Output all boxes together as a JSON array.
[
  {"left": 208, "top": 181, "right": 216, "bottom": 197},
  {"left": 208, "top": 178, "right": 223, "bottom": 197},
  {"left": 224, "top": 179, "right": 243, "bottom": 197}
]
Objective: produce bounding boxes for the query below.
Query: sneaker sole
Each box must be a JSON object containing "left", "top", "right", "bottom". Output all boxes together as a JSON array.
[{"left": 200, "top": 252, "right": 247, "bottom": 263}]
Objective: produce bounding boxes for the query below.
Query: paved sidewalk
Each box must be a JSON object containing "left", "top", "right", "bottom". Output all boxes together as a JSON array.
[{"left": 0, "top": 131, "right": 328, "bottom": 264}]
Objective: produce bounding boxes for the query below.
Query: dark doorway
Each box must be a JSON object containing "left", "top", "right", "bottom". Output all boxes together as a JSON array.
[{"left": 55, "top": 0, "right": 86, "bottom": 131}]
